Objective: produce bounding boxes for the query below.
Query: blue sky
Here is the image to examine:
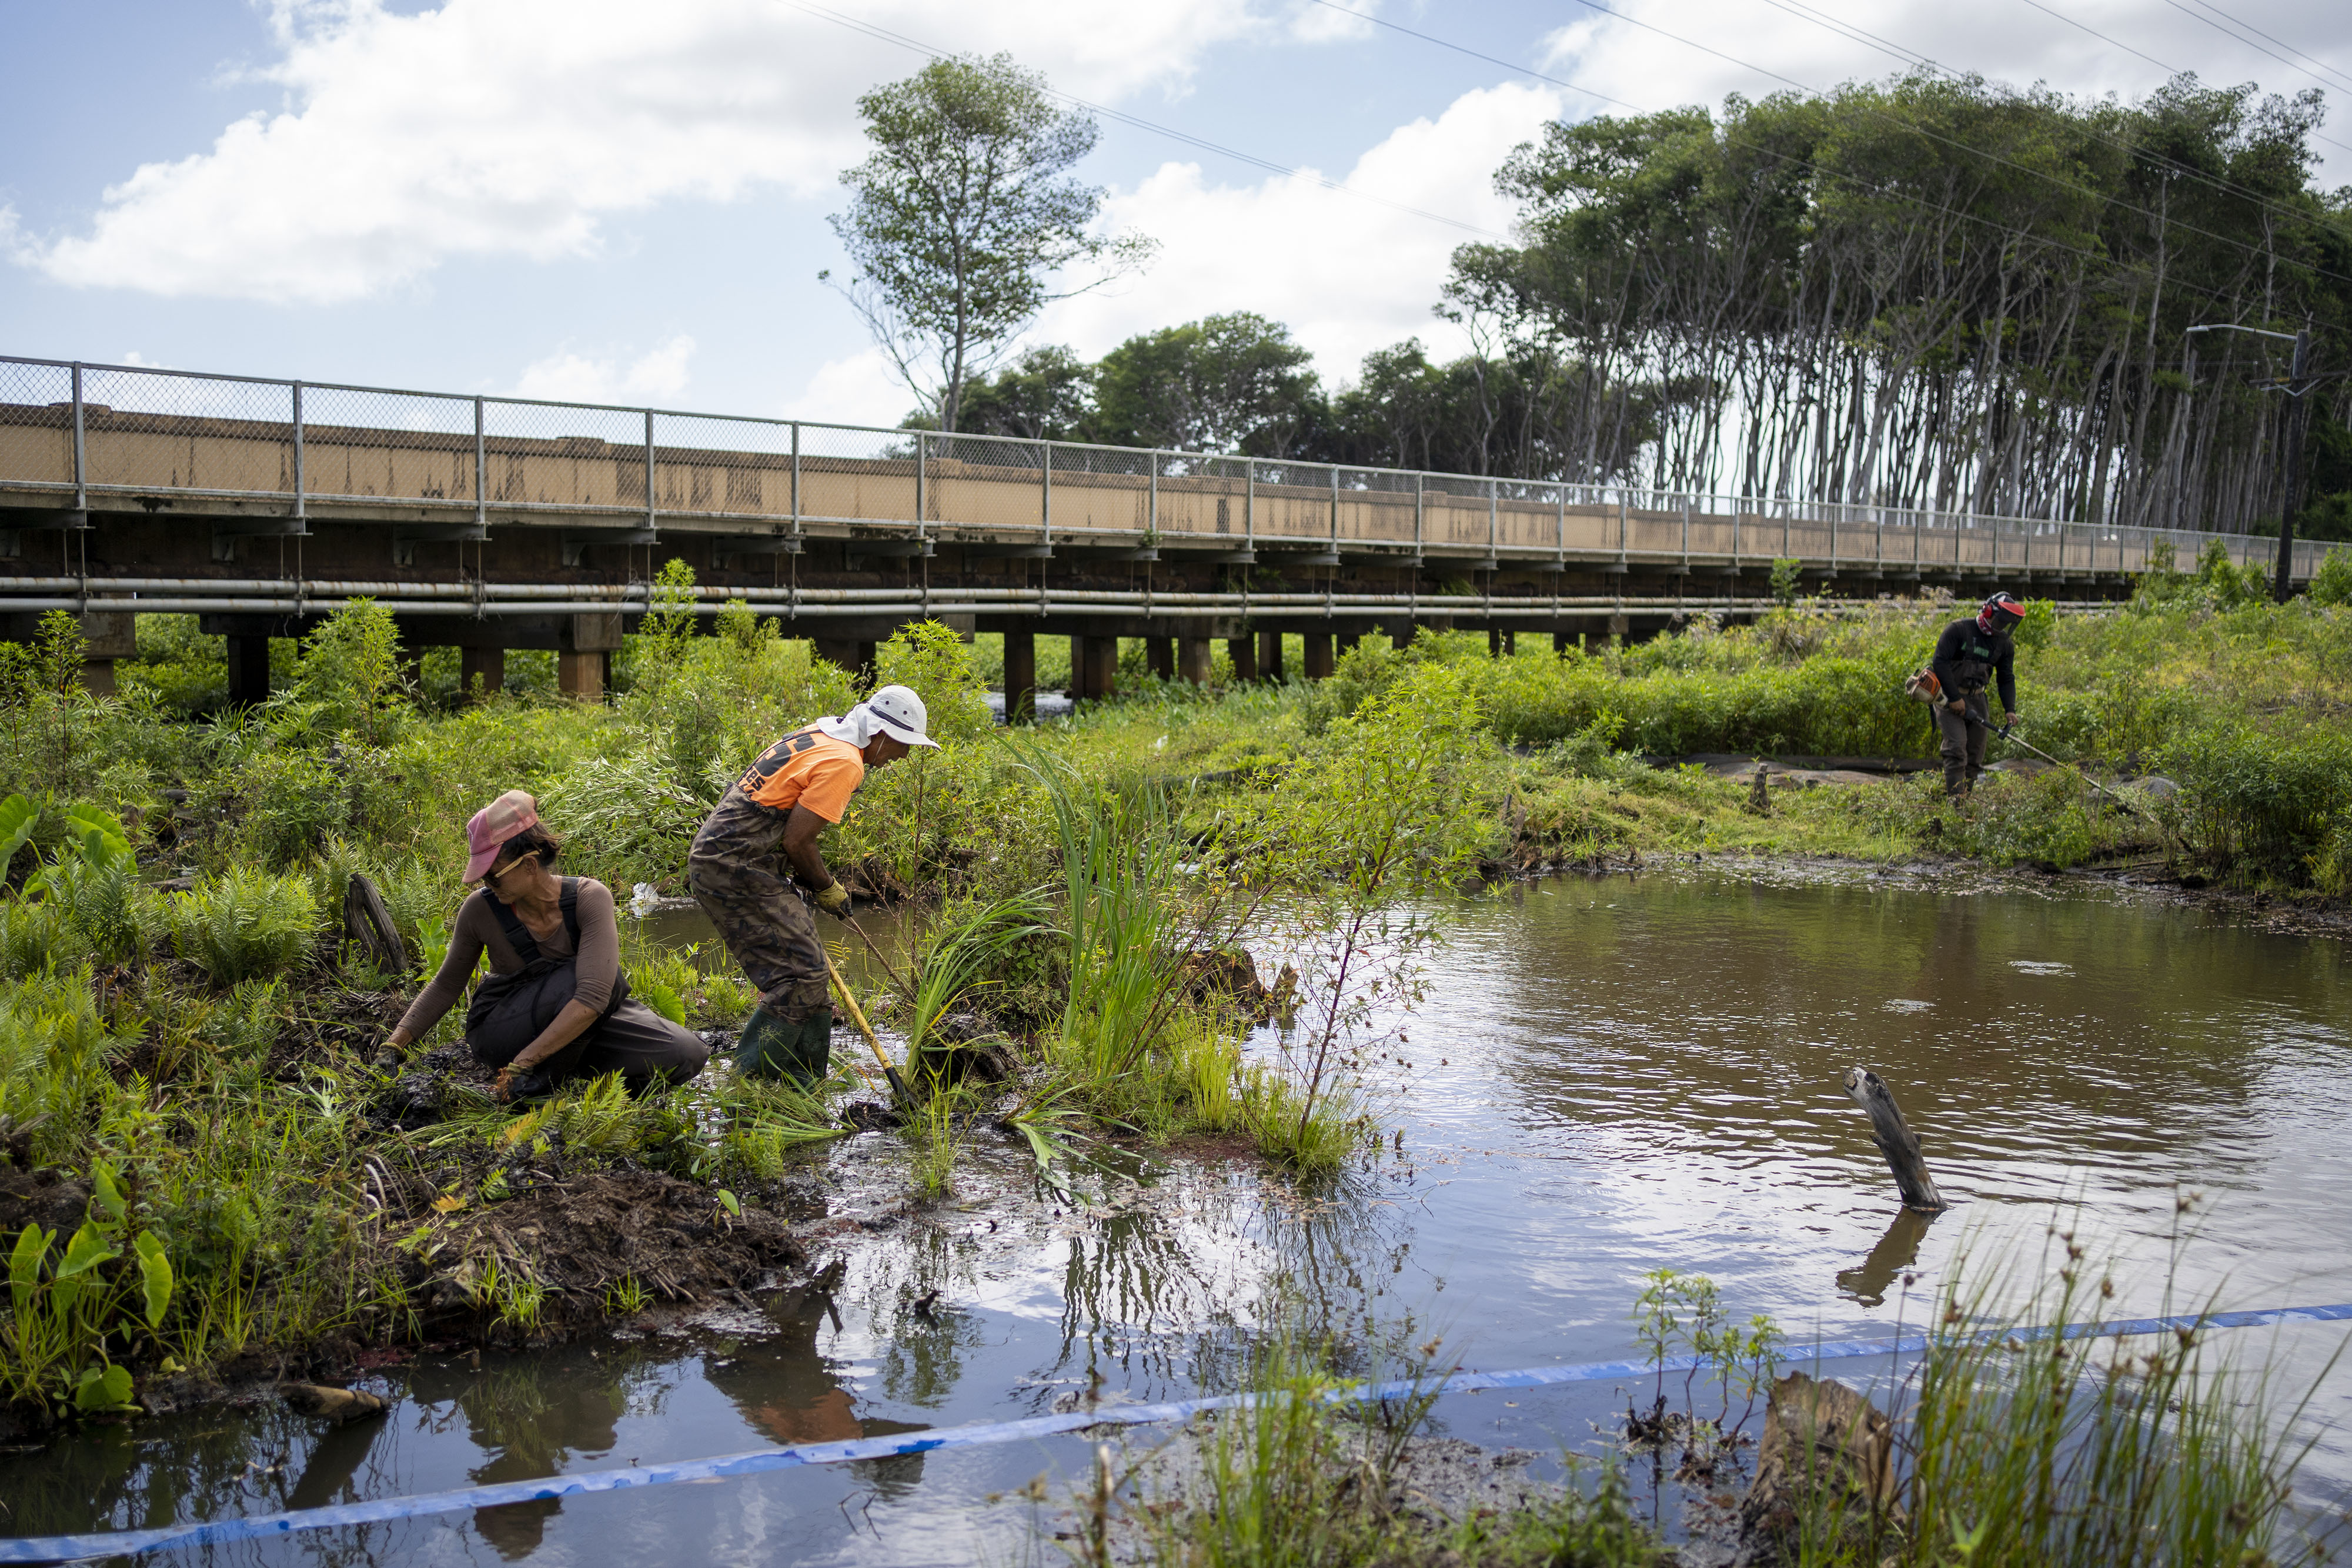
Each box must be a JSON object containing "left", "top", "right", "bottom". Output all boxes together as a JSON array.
[{"left": 2, "top": 0, "right": 2345, "bottom": 427}]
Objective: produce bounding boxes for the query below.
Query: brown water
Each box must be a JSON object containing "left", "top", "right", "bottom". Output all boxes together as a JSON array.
[{"left": 5, "top": 871, "right": 2347, "bottom": 1563}]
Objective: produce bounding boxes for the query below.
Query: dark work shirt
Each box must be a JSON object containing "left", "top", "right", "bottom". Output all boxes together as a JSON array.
[{"left": 1929, "top": 617, "right": 2016, "bottom": 711}]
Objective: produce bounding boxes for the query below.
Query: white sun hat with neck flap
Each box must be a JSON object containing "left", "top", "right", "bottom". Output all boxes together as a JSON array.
[{"left": 814, "top": 683, "right": 941, "bottom": 750}]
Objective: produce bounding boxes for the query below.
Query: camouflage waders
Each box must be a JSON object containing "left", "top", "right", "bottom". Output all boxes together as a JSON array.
[{"left": 688, "top": 784, "right": 832, "bottom": 1083}]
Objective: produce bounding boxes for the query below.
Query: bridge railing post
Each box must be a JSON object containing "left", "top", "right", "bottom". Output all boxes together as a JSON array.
[
  {"left": 643, "top": 409, "right": 656, "bottom": 537},
  {"left": 291, "top": 381, "right": 306, "bottom": 527},
  {"left": 473, "top": 396, "right": 486, "bottom": 534},
  {"left": 71, "top": 363, "right": 86, "bottom": 517}
]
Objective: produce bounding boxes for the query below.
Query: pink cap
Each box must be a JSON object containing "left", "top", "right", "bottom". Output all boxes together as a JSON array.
[{"left": 464, "top": 789, "right": 540, "bottom": 882}]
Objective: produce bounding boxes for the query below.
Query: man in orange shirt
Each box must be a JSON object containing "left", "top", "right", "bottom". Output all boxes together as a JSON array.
[{"left": 687, "top": 683, "right": 939, "bottom": 1082}]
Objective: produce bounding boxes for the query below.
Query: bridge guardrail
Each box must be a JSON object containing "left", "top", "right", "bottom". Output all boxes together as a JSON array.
[{"left": 0, "top": 353, "right": 2324, "bottom": 583}]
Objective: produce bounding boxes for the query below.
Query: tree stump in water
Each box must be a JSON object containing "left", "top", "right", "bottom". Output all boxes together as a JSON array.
[
  {"left": 1842, "top": 1066, "right": 1946, "bottom": 1212},
  {"left": 342, "top": 872, "right": 407, "bottom": 975},
  {"left": 1735, "top": 1371, "right": 1903, "bottom": 1566}
]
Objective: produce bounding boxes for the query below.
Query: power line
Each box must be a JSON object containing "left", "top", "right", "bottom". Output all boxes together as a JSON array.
[
  {"left": 1749, "top": 0, "right": 2352, "bottom": 246},
  {"left": 2160, "top": 0, "right": 2352, "bottom": 100},
  {"left": 1306, "top": 0, "right": 2328, "bottom": 320},
  {"left": 1543, "top": 0, "right": 2352, "bottom": 285},
  {"left": 780, "top": 0, "right": 1514, "bottom": 243},
  {"left": 2017, "top": 0, "right": 2352, "bottom": 155}
]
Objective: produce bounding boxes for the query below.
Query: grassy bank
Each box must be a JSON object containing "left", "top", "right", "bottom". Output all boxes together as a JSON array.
[{"left": 0, "top": 554, "right": 2343, "bottom": 1429}]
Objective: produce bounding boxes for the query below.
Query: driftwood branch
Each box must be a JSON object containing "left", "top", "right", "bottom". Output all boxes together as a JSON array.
[
  {"left": 1842, "top": 1067, "right": 1946, "bottom": 1212},
  {"left": 342, "top": 873, "right": 407, "bottom": 976}
]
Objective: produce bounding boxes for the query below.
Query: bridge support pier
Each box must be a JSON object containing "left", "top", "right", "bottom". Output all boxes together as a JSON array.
[
  {"left": 1147, "top": 637, "right": 1172, "bottom": 680},
  {"left": 75, "top": 613, "right": 135, "bottom": 698},
  {"left": 1489, "top": 628, "right": 1516, "bottom": 658},
  {"left": 1177, "top": 636, "right": 1211, "bottom": 686},
  {"left": 1068, "top": 635, "right": 1116, "bottom": 701},
  {"left": 1302, "top": 630, "right": 1333, "bottom": 681},
  {"left": 227, "top": 635, "right": 271, "bottom": 707},
  {"left": 1227, "top": 636, "right": 1256, "bottom": 683},
  {"left": 1554, "top": 630, "right": 1575, "bottom": 657},
  {"left": 461, "top": 646, "right": 505, "bottom": 703},
  {"left": 1338, "top": 628, "right": 1360, "bottom": 655},
  {"left": 814, "top": 638, "right": 876, "bottom": 684},
  {"left": 1003, "top": 629, "right": 1036, "bottom": 722},
  {"left": 1258, "top": 630, "right": 1284, "bottom": 684}
]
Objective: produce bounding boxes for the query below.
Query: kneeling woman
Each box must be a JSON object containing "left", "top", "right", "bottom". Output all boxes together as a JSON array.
[{"left": 382, "top": 790, "right": 709, "bottom": 1100}]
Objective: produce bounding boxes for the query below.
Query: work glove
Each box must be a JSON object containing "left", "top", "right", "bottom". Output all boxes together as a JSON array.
[{"left": 814, "top": 881, "right": 852, "bottom": 921}]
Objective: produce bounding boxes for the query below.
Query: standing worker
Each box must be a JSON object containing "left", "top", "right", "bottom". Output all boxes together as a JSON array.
[
  {"left": 688, "top": 684, "right": 940, "bottom": 1083},
  {"left": 1929, "top": 591, "right": 2026, "bottom": 798}
]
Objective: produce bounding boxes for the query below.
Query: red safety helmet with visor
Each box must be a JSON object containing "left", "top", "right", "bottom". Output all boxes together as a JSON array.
[{"left": 1976, "top": 591, "right": 2024, "bottom": 633}]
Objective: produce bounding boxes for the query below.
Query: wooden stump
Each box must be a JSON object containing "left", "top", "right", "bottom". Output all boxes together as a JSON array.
[
  {"left": 1842, "top": 1066, "right": 1946, "bottom": 1212},
  {"left": 342, "top": 872, "right": 407, "bottom": 975},
  {"left": 1736, "top": 1371, "right": 1903, "bottom": 1565}
]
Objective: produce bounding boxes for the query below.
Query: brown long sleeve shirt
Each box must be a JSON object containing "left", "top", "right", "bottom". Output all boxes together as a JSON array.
[{"left": 392, "top": 879, "right": 621, "bottom": 1068}]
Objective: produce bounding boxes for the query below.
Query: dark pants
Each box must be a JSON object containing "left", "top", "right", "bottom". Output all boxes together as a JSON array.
[
  {"left": 688, "top": 787, "right": 830, "bottom": 1022},
  {"left": 481, "top": 999, "right": 709, "bottom": 1088},
  {"left": 1936, "top": 690, "right": 1991, "bottom": 796}
]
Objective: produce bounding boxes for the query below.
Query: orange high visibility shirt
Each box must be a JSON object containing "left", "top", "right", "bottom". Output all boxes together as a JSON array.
[{"left": 736, "top": 727, "right": 865, "bottom": 821}]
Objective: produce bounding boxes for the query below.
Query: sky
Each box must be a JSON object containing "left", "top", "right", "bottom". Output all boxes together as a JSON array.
[{"left": 1, "top": 0, "right": 2346, "bottom": 430}]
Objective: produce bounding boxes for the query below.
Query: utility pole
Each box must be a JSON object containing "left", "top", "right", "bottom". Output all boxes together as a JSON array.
[
  {"left": 2273, "top": 326, "right": 2313, "bottom": 605},
  {"left": 2186, "top": 321, "right": 2317, "bottom": 603}
]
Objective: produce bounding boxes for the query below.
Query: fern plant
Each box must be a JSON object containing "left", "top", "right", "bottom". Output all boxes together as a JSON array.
[{"left": 167, "top": 869, "right": 318, "bottom": 986}]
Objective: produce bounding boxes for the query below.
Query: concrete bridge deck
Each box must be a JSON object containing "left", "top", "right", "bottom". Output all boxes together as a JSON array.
[{"left": 0, "top": 353, "right": 2319, "bottom": 702}]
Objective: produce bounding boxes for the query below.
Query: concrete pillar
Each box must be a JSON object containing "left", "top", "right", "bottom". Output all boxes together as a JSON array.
[
  {"left": 1003, "top": 628, "right": 1036, "bottom": 722},
  {"left": 557, "top": 651, "right": 607, "bottom": 701},
  {"left": 1302, "top": 630, "right": 1334, "bottom": 681},
  {"left": 1489, "top": 627, "right": 1504, "bottom": 658},
  {"left": 461, "top": 645, "right": 506, "bottom": 703},
  {"left": 1088, "top": 636, "right": 1118, "bottom": 699},
  {"left": 1227, "top": 635, "right": 1257, "bottom": 683},
  {"left": 1177, "top": 636, "right": 1212, "bottom": 686},
  {"left": 1337, "top": 628, "right": 1361, "bottom": 654},
  {"left": 1147, "top": 637, "right": 1174, "bottom": 680},
  {"left": 1553, "top": 630, "right": 1574, "bottom": 657},
  {"left": 1067, "top": 634, "right": 1092, "bottom": 699},
  {"left": 78, "top": 613, "right": 135, "bottom": 697},
  {"left": 226, "top": 636, "right": 272, "bottom": 707},
  {"left": 1258, "top": 630, "right": 1284, "bottom": 683},
  {"left": 814, "top": 638, "right": 875, "bottom": 684}
]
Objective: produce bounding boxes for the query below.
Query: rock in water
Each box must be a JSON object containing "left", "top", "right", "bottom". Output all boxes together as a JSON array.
[{"left": 279, "top": 1383, "right": 391, "bottom": 1425}]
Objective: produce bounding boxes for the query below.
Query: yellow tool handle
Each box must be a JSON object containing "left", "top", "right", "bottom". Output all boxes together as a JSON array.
[{"left": 822, "top": 950, "right": 893, "bottom": 1076}]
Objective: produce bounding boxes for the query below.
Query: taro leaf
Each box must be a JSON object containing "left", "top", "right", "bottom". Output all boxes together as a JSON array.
[
  {"left": 56, "top": 1222, "right": 117, "bottom": 1279},
  {"left": 62, "top": 805, "right": 134, "bottom": 872},
  {"left": 639, "top": 979, "right": 689, "bottom": 1028},
  {"left": 0, "top": 794, "right": 36, "bottom": 874},
  {"left": 133, "top": 1232, "right": 173, "bottom": 1330},
  {"left": 89, "top": 1162, "right": 127, "bottom": 1225},
  {"left": 9, "top": 1224, "right": 52, "bottom": 1312},
  {"left": 73, "top": 1363, "right": 136, "bottom": 1413}
]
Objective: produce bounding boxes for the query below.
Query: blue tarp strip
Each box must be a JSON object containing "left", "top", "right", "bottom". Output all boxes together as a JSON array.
[{"left": 6, "top": 1299, "right": 2348, "bottom": 1563}]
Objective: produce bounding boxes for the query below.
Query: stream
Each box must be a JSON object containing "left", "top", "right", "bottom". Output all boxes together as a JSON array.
[{"left": 5, "top": 868, "right": 2348, "bottom": 1563}]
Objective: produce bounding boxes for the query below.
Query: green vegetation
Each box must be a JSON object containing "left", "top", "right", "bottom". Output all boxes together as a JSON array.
[{"left": 0, "top": 570, "right": 2341, "bottom": 1430}]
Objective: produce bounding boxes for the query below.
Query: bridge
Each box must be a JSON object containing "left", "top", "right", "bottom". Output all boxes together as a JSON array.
[{"left": 0, "top": 353, "right": 2320, "bottom": 705}]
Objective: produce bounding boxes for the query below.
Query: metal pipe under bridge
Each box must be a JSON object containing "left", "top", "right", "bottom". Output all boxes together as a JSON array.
[{"left": 0, "top": 353, "right": 2315, "bottom": 703}]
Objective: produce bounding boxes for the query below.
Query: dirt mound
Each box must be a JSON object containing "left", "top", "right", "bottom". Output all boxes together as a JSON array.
[
  {"left": 391, "top": 1168, "right": 806, "bottom": 1329},
  {"left": 0, "top": 1167, "right": 92, "bottom": 1236}
]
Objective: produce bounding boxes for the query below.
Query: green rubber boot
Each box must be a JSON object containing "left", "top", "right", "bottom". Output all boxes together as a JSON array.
[{"left": 736, "top": 1004, "right": 832, "bottom": 1086}]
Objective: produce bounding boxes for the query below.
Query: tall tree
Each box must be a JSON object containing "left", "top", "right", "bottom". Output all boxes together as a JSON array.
[
  {"left": 827, "top": 54, "right": 1152, "bottom": 433},
  {"left": 1091, "top": 312, "right": 1324, "bottom": 455}
]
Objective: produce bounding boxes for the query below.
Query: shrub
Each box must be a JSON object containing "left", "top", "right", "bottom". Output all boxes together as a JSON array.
[
  {"left": 2156, "top": 719, "right": 2352, "bottom": 885},
  {"left": 223, "top": 748, "right": 352, "bottom": 868},
  {"left": 2312, "top": 545, "right": 2352, "bottom": 607},
  {"left": 168, "top": 870, "right": 318, "bottom": 986}
]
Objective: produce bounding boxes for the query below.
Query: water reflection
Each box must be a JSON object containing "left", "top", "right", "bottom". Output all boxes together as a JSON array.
[{"left": 1835, "top": 1209, "right": 1937, "bottom": 1308}]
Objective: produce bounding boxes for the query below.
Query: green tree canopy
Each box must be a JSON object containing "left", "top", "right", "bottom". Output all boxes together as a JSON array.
[
  {"left": 1090, "top": 312, "right": 1323, "bottom": 456},
  {"left": 827, "top": 54, "right": 1153, "bottom": 434}
]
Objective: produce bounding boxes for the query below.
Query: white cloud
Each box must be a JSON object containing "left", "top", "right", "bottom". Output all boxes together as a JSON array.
[
  {"left": 512, "top": 334, "right": 697, "bottom": 403},
  {"left": 1034, "top": 82, "right": 1561, "bottom": 382},
  {"left": 11, "top": 0, "right": 1305, "bottom": 304},
  {"left": 779, "top": 347, "right": 916, "bottom": 427}
]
